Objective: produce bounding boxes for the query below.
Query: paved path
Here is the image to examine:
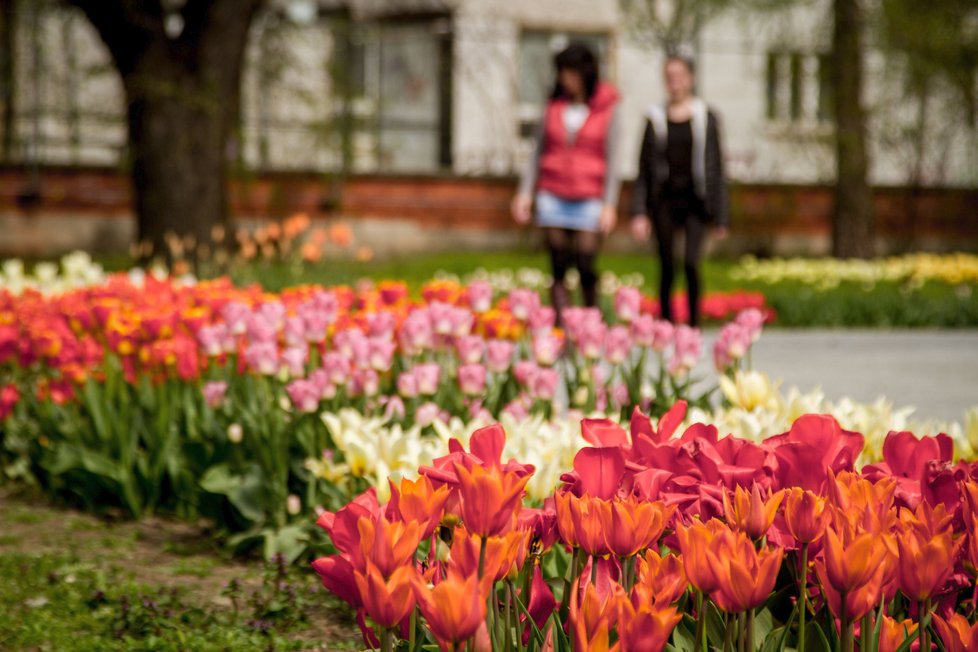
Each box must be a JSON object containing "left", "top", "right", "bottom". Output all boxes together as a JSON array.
[{"left": 707, "top": 330, "right": 978, "bottom": 421}]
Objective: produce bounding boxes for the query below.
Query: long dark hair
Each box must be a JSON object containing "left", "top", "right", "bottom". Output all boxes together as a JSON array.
[{"left": 552, "top": 42, "right": 599, "bottom": 100}]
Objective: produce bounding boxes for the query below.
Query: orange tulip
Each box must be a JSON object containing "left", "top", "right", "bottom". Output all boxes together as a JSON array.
[
  {"left": 783, "top": 487, "right": 829, "bottom": 544},
  {"left": 895, "top": 517, "right": 955, "bottom": 602},
  {"left": 448, "top": 528, "right": 528, "bottom": 588},
  {"left": 827, "top": 472, "right": 897, "bottom": 536},
  {"left": 454, "top": 463, "right": 529, "bottom": 538},
  {"left": 634, "top": 549, "right": 688, "bottom": 606},
  {"left": 722, "top": 484, "right": 785, "bottom": 540},
  {"left": 613, "top": 592, "right": 682, "bottom": 652},
  {"left": 877, "top": 615, "right": 917, "bottom": 652},
  {"left": 357, "top": 515, "right": 423, "bottom": 577},
  {"left": 675, "top": 519, "right": 725, "bottom": 595},
  {"left": 413, "top": 571, "right": 488, "bottom": 651},
  {"left": 555, "top": 491, "right": 611, "bottom": 557},
  {"left": 387, "top": 475, "right": 452, "bottom": 540},
  {"left": 705, "top": 527, "right": 783, "bottom": 613},
  {"left": 353, "top": 562, "right": 417, "bottom": 628},
  {"left": 813, "top": 525, "right": 889, "bottom": 621},
  {"left": 966, "top": 514, "right": 978, "bottom": 577},
  {"left": 603, "top": 496, "right": 675, "bottom": 558},
  {"left": 933, "top": 613, "right": 978, "bottom": 652},
  {"left": 568, "top": 579, "right": 618, "bottom": 652}
]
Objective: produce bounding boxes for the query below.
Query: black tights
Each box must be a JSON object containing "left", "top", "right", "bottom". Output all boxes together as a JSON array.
[
  {"left": 545, "top": 227, "right": 600, "bottom": 324},
  {"left": 652, "top": 203, "right": 708, "bottom": 327}
]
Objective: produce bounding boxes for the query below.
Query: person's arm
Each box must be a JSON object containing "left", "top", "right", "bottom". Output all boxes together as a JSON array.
[
  {"left": 517, "top": 118, "right": 545, "bottom": 198},
  {"left": 631, "top": 120, "right": 654, "bottom": 217},
  {"left": 706, "top": 111, "right": 729, "bottom": 229},
  {"left": 602, "top": 106, "right": 622, "bottom": 207},
  {"left": 513, "top": 117, "right": 546, "bottom": 224}
]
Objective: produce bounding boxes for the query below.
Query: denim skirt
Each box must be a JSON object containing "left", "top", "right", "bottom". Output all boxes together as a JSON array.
[{"left": 535, "top": 190, "right": 602, "bottom": 232}]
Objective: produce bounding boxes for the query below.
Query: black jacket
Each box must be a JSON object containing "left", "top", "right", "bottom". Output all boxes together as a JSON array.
[{"left": 631, "top": 107, "right": 729, "bottom": 227}]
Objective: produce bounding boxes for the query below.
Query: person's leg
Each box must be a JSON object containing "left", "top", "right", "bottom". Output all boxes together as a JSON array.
[
  {"left": 544, "top": 227, "right": 572, "bottom": 324},
  {"left": 651, "top": 207, "right": 676, "bottom": 322},
  {"left": 575, "top": 229, "right": 601, "bottom": 308},
  {"left": 683, "top": 214, "right": 708, "bottom": 327}
]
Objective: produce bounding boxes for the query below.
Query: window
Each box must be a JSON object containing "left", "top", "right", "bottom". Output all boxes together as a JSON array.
[
  {"left": 517, "top": 30, "right": 611, "bottom": 138},
  {"left": 765, "top": 51, "right": 831, "bottom": 124}
]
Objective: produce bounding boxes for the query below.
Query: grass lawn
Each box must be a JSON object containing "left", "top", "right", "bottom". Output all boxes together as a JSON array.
[{"left": 0, "top": 490, "right": 360, "bottom": 651}]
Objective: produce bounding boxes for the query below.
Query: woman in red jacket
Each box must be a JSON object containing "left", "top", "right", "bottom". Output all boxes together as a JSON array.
[{"left": 512, "top": 43, "right": 621, "bottom": 324}]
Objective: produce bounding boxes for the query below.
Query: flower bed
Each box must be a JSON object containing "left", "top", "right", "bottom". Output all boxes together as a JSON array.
[{"left": 313, "top": 408, "right": 978, "bottom": 652}]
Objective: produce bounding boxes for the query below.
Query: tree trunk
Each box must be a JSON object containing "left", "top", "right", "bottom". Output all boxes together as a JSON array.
[
  {"left": 126, "top": 63, "right": 231, "bottom": 261},
  {"left": 67, "top": 0, "right": 260, "bottom": 263},
  {"left": 831, "top": 0, "right": 874, "bottom": 258}
]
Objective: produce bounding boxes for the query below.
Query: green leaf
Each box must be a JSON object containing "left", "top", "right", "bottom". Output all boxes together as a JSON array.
[
  {"left": 261, "top": 524, "right": 308, "bottom": 563},
  {"left": 199, "top": 463, "right": 266, "bottom": 524}
]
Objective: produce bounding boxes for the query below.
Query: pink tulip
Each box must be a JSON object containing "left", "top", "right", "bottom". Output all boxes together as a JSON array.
[
  {"left": 397, "top": 369, "right": 419, "bottom": 398},
  {"left": 630, "top": 314, "right": 657, "bottom": 348},
  {"left": 399, "top": 311, "right": 433, "bottom": 355},
  {"left": 244, "top": 341, "right": 279, "bottom": 375},
  {"left": 256, "top": 301, "right": 286, "bottom": 330},
  {"left": 458, "top": 363, "right": 488, "bottom": 396},
  {"left": 486, "top": 339, "right": 515, "bottom": 373},
  {"left": 668, "top": 325, "right": 701, "bottom": 375},
  {"left": 528, "top": 306, "right": 556, "bottom": 336},
  {"left": 281, "top": 346, "right": 308, "bottom": 377},
  {"left": 366, "top": 311, "right": 397, "bottom": 339},
  {"left": 414, "top": 363, "right": 440, "bottom": 395},
  {"left": 321, "top": 351, "right": 352, "bottom": 385},
  {"left": 221, "top": 301, "right": 251, "bottom": 335},
  {"left": 297, "top": 302, "right": 330, "bottom": 343},
  {"left": 578, "top": 321, "right": 607, "bottom": 360},
  {"left": 367, "top": 337, "right": 396, "bottom": 372},
  {"left": 246, "top": 312, "right": 278, "bottom": 343},
  {"left": 202, "top": 380, "right": 227, "bottom": 408},
  {"left": 286, "top": 378, "right": 320, "bottom": 413},
  {"left": 508, "top": 288, "right": 541, "bottom": 321},
  {"left": 416, "top": 401, "right": 441, "bottom": 427},
  {"left": 466, "top": 280, "right": 493, "bottom": 313},
  {"left": 428, "top": 302, "right": 456, "bottom": 336},
  {"left": 651, "top": 319, "right": 675, "bottom": 352},
  {"left": 352, "top": 368, "right": 379, "bottom": 397},
  {"left": 309, "top": 290, "right": 339, "bottom": 323},
  {"left": 284, "top": 316, "right": 306, "bottom": 348},
  {"left": 614, "top": 286, "right": 642, "bottom": 323},
  {"left": 197, "top": 323, "right": 231, "bottom": 356},
  {"left": 333, "top": 328, "right": 368, "bottom": 362},
  {"left": 455, "top": 335, "right": 485, "bottom": 365},
  {"left": 531, "top": 367, "right": 559, "bottom": 400},
  {"left": 532, "top": 333, "right": 563, "bottom": 366},
  {"left": 735, "top": 308, "right": 765, "bottom": 343},
  {"left": 604, "top": 325, "right": 632, "bottom": 365},
  {"left": 514, "top": 360, "right": 540, "bottom": 387},
  {"left": 611, "top": 381, "right": 630, "bottom": 408}
]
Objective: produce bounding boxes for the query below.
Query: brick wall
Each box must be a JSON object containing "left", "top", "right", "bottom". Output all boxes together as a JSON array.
[{"left": 1, "top": 166, "right": 976, "bottom": 257}]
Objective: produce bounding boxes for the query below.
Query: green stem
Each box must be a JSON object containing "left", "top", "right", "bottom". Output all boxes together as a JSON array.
[
  {"left": 478, "top": 535, "right": 487, "bottom": 579},
  {"left": 381, "top": 627, "right": 392, "bottom": 652},
  {"left": 840, "top": 592, "right": 853, "bottom": 652},
  {"left": 798, "top": 543, "right": 809, "bottom": 652},
  {"left": 503, "top": 580, "right": 512, "bottom": 652},
  {"left": 694, "top": 591, "right": 705, "bottom": 652},
  {"left": 723, "top": 612, "right": 734, "bottom": 652},
  {"left": 409, "top": 607, "right": 417, "bottom": 651},
  {"left": 918, "top": 599, "right": 930, "bottom": 652},
  {"left": 861, "top": 613, "right": 872, "bottom": 652},
  {"left": 746, "top": 608, "right": 755, "bottom": 652},
  {"left": 590, "top": 555, "right": 598, "bottom": 586}
]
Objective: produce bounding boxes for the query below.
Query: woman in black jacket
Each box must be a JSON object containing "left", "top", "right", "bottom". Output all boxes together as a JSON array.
[{"left": 630, "top": 55, "right": 728, "bottom": 327}]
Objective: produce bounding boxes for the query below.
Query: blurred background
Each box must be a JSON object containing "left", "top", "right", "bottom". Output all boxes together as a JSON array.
[{"left": 0, "top": 0, "right": 976, "bottom": 261}]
